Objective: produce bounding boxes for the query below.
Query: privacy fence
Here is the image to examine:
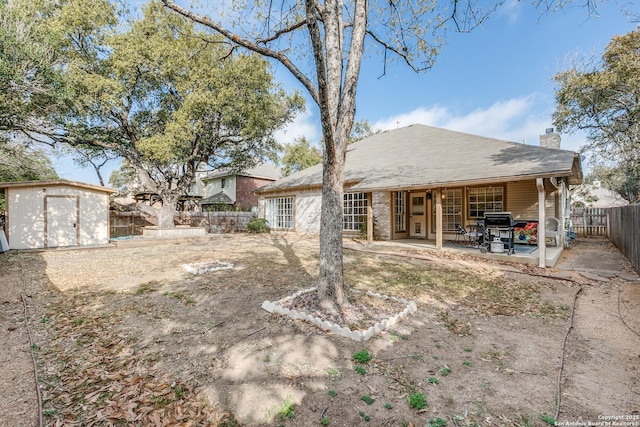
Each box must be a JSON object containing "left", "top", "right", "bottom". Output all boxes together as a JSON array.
[
  {"left": 109, "top": 211, "right": 255, "bottom": 237},
  {"left": 608, "top": 204, "right": 640, "bottom": 274},
  {"left": 570, "top": 207, "right": 609, "bottom": 237}
]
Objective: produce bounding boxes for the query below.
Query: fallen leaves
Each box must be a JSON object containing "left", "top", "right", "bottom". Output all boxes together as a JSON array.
[{"left": 33, "top": 289, "right": 231, "bottom": 426}]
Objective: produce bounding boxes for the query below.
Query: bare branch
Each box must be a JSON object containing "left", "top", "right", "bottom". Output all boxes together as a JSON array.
[
  {"left": 161, "top": 0, "right": 320, "bottom": 106},
  {"left": 256, "top": 19, "right": 307, "bottom": 44}
]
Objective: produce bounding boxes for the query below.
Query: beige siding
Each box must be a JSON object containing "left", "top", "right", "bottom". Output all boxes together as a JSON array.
[
  {"left": 6, "top": 185, "right": 110, "bottom": 249},
  {"left": 506, "top": 180, "right": 557, "bottom": 220}
]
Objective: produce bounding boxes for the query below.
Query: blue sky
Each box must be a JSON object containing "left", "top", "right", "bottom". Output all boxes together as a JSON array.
[{"left": 51, "top": 0, "right": 637, "bottom": 185}]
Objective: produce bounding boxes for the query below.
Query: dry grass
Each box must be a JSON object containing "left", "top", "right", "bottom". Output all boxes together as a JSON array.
[{"left": 345, "top": 251, "right": 568, "bottom": 319}]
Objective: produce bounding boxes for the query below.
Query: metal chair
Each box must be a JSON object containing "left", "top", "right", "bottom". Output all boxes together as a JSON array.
[{"left": 455, "top": 224, "right": 482, "bottom": 246}]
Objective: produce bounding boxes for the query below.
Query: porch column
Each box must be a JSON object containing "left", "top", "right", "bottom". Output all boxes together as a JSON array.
[
  {"left": 536, "top": 178, "right": 547, "bottom": 268},
  {"left": 435, "top": 188, "right": 443, "bottom": 250}
]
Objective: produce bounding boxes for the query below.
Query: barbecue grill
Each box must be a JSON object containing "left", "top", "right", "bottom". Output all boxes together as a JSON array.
[{"left": 483, "top": 212, "right": 515, "bottom": 254}]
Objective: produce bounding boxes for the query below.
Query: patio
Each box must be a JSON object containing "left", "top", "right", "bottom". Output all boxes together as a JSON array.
[{"left": 354, "top": 238, "right": 564, "bottom": 267}]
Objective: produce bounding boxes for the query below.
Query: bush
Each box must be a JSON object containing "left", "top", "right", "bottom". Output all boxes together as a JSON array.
[{"left": 246, "top": 217, "right": 270, "bottom": 233}]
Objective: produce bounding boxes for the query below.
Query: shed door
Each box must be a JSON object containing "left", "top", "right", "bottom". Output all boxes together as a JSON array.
[{"left": 46, "top": 196, "right": 79, "bottom": 247}]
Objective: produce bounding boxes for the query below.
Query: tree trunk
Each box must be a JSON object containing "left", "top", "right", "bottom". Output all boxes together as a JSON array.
[
  {"left": 317, "top": 129, "right": 349, "bottom": 314},
  {"left": 312, "top": 0, "right": 367, "bottom": 315},
  {"left": 156, "top": 194, "right": 178, "bottom": 228}
]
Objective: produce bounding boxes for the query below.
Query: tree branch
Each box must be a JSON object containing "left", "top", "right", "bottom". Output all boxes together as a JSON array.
[{"left": 161, "top": 0, "right": 320, "bottom": 106}]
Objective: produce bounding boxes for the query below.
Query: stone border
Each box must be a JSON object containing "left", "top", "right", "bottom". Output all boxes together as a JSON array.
[
  {"left": 261, "top": 287, "right": 417, "bottom": 342},
  {"left": 182, "top": 261, "right": 234, "bottom": 275}
]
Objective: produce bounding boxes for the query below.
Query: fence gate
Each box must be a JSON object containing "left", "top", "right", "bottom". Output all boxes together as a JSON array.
[{"left": 570, "top": 207, "right": 608, "bottom": 237}]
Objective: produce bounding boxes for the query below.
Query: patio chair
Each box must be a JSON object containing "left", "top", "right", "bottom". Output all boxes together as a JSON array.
[
  {"left": 455, "top": 224, "right": 482, "bottom": 246},
  {"left": 545, "top": 217, "right": 559, "bottom": 247}
]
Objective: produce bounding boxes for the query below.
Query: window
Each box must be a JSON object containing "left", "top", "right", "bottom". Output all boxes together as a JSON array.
[
  {"left": 433, "top": 189, "right": 462, "bottom": 232},
  {"left": 468, "top": 186, "right": 504, "bottom": 219},
  {"left": 266, "top": 197, "right": 294, "bottom": 229},
  {"left": 394, "top": 191, "right": 407, "bottom": 232},
  {"left": 343, "top": 192, "right": 368, "bottom": 231},
  {"left": 221, "top": 178, "right": 226, "bottom": 189}
]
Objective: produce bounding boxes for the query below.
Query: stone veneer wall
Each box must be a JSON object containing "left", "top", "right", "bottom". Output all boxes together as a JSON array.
[{"left": 372, "top": 191, "right": 391, "bottom": 240}]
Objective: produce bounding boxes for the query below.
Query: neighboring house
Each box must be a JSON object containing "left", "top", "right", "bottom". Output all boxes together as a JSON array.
[
  {"left": 197, "top": 163, "right": 282, "bottom": 211},
  {"left": 572, "top": 182, "right": 629, "bottom": 208},
  {"left": 255, "top": 125, "right": 583, "bottom": 266},
  {"left": 0, "top": 179, "right": 117, "bottom": 249}
]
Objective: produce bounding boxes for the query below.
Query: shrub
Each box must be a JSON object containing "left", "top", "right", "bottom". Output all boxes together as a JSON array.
[{"left": 246, "top": 217, "right": 270, "bottom": 233}]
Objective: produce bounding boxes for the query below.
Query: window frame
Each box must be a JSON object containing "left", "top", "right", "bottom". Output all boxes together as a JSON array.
[
  {"left": 467, "top": 186, "right": 505, "bottom": 219},
  {"left": 343, "top": 192, "right": 369, "bottom": 232},
  {"left": 433, "top": 188, "right": 462, "bottom": 233},
  {"left": 265, "top": 196, "right": 295, "bottom": 230},
  {"left": 394, "top": 191, "right": 407, "bottom": 233}
]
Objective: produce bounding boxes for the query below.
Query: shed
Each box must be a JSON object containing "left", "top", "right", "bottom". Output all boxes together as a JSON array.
[{"left": 0, "top": 179, "right": 117, "bottom": 250}]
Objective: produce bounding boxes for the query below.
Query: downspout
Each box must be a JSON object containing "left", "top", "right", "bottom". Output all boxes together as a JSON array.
[
  {"left": 537, "top": 178, "right": 547, "bottom": 268},
  {"left": 435, "top": 188, "right": 443, "bottom": 250}
]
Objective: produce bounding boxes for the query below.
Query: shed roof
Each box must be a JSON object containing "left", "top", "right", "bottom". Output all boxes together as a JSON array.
[
  {"left": 256, "top": 124, "right": 582, "bottom": 193},
  {"left": 0, "top": 179, "right": 118, "bottom": 193},
  {"left": 202, "top": 162, "right": 282, "bottom": 181}
]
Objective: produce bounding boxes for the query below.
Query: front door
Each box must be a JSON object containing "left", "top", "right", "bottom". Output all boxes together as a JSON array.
[
  {"left": 46, "top": 196, "right": 79, "bottom": 247},
  {"left": 409, "top": 192, "right": 426, "bottom": 238}
]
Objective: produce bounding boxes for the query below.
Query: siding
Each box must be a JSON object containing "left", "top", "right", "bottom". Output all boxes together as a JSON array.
[{"left": 506, "top": 180, "right": 557, "bottom": 220}]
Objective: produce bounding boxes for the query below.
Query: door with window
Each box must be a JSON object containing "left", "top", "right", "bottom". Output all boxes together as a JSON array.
[{"left": 409, "top": 192, "right": 426, "bottom": 238}]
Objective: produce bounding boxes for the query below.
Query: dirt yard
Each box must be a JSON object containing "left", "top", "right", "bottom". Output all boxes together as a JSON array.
[{"left": 1, "top": 234, "right": 639, "bottom": 427}]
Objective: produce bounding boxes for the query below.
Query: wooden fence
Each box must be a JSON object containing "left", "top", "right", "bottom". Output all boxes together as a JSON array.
[
  {"left": 174, "top": 211, "right": 255, "bottom": 233},
  {"left": 109, "top": 211, "right": 156, "bottom": 237},
  {"left": 608, "top": 204, "right": 640, "bottom": 274},
  {"left": 570, "top": 207, "right": 609, "bottom": 237},
  {"left": 110, "top": 211, "right": 256, "bottom": 237}
]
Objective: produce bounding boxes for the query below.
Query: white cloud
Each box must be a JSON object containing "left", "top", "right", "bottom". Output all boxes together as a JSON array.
[
  {"left": 274, "top": 108, "right": 321, "bottom": 146},
  {"left": 373, "top": 95, "right": 586, "bottom": 153},
  {"left": 496, "top": 0, "right": 523, "bottom": 25}
]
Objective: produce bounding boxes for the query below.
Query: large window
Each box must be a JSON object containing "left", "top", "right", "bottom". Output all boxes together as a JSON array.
[
  {"left": 395, "top": 191, "right": 407, "bottom": 232},
  {"left": 468, "top": 186, "right": 504, "bottom": 219},
  {"left": 266, "top": 197, "right": 294, "bottom": 229},
  {"left": 343, "top": 192, "right": 368, "bottom": 231},
  {"left": 433, "top": 189, "right": 462, "bottom": 232}
]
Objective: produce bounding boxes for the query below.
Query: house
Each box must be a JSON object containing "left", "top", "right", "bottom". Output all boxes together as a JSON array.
[
  {"left": 255, "top": 125, "right": 583, "bottom": 267},
  {"left": 196, "top": 163, "right": 282, "bottom": 211},
  {"left": 0, "top": 179, "right": 117, "bottom": 250},
  {"left": 572, "top": 181, "right": 629, "bottom": 208}
]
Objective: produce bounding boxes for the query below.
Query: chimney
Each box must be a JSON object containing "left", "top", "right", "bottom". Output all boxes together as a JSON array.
[{"left": 540, "top": 127, "right": 561, "bottom": 149}]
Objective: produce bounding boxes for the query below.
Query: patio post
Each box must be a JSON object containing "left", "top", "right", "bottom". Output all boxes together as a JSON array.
[
  {"left": 537, "top": 178, "right": 547, "bottom": 268},
  {"left": 435, "top": 188, "right": 443, "bottom": 250}
]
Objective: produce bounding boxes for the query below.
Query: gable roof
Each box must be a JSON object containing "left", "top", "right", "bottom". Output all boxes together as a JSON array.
[
  {"left": 202, "top": 162, "right": 282, "bottom": 181},
  {"left": 201, "top": 191, "right": 234, "bottom": 205},
  {"left": 0, "top": 179, "right": 117, "bottom": 194},
  {"left": 256, "top": 124, "right": 582, "bottom": 193}
]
